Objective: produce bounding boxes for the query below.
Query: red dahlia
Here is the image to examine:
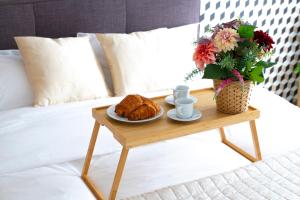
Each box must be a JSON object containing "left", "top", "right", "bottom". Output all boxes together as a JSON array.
[
  {"left": 254, "top": 30, "right": 274, "bottom": 51},
  {"left": 193, "top": 39, "right": 217, "bottom": 70}
]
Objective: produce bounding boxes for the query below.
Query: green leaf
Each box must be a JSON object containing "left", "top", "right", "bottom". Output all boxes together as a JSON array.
[
  {"left": 203, "top": 64, "right": 226, "bottom": 79},
  {"left": 245, "top": 61, "right": 252, "bottom": 72},
  {"left": 256, "top": 61, "right": 275, "bottom": 68},
  {"left": 237, "top": 39, "right": 251, "bottom": 48},
  {"left": 238, "top": 24, "right": 255, "bottom": 39},
  {"left": 250, "top": 65, "right": 264, "bottom": 83},
  {"left": 294, "top": 63, "right": 300, "bottom": 74}
]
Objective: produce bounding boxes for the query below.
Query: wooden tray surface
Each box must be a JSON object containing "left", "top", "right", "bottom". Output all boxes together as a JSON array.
[{"left": 92, "top": 88, "right": 260, "bottom": 148}]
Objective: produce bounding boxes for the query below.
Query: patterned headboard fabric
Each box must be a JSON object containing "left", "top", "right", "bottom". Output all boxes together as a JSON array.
[
  {"left": 0, "top": 0, "right": 200, "bottom": 49},
  {"left": 198, "top": 0, "right": 300, "bottom": 104}
]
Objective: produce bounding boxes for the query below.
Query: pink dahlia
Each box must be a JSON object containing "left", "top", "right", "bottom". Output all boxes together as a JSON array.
[
  {"left": 193, "top": 40, "right": 217, "bottom": 70},
  {"left": 214, "top": 28, "right": 239, "bottom": 52}
]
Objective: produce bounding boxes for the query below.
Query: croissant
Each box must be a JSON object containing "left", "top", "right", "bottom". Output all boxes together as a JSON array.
[
  {"left": 115, "top": 95, "right": 144, "bottom": 117},
  {"left": 115, "top": 95, "right": 160, "bottom": 121}
]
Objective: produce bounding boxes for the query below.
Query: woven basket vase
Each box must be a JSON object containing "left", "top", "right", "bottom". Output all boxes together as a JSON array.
[{"left": 213, "top": 80, "right": 253, "bottom": 114}]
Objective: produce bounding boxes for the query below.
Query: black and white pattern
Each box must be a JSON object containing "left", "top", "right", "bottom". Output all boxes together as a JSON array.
[{"left": 199, "top": 0, "right": 300, "bottom": 104}]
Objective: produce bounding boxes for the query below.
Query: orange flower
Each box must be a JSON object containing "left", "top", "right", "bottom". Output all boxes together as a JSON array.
[{"left": 193, "top": 40, "right": 217, "bottom": 70}]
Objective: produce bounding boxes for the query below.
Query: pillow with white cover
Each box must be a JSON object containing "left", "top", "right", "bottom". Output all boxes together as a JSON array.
[
  {"left": 165, "top": 23, "right": 212, "bottom": 90},
  {"left": 97, "top": 28, "right": 168, "bottom": 96},
  {"left": 97, "top": 24, "right": 212, "bottom": 96},
  {"left": 0, "top": 51, "right": 33, "bottom": 110},
  {"left": 15, "top": 37, "right": 110, "bottom": 106},
  {"left": 77, "top": 32, "right": 114, "bottom": 93}
]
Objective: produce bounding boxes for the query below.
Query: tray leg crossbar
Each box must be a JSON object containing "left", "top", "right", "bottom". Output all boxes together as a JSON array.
[
  {"left": 82, "top": 175, "right": 105, "bottom": 200},
  {"left": 219, "top": 120, "right": 262, "bottom": 162}
]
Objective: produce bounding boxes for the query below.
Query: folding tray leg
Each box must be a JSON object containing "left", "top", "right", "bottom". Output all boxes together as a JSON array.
[
  {"left": 219, "top": 120, "right": 262, "bottom": 162},
  {"left": 109, "top": 147, "right": 129, "bottom": 200},
  {"left": 81, "top": 121, "right": 130, "bottom": 200},
  {"left": 81, "top": 121, "right": 106, "bottom": 200},
  {"left": 249, "top": 120, "right": 262, "bottom": 160}
]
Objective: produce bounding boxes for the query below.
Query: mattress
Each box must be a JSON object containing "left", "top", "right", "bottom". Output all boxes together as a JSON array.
[
  {"left": 0, "top": 136, "right": 250, "bottom": 200},
  {"left": 1, "top": 87, "right": 300, "bottom": 199},
  {"left": 124, "top": 148, "right": 300, "bottom": 200}
]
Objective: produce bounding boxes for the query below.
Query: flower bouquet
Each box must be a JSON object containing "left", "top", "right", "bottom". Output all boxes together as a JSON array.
[{"left": 187, "top": 19, "right": 275, "bottom": 114}]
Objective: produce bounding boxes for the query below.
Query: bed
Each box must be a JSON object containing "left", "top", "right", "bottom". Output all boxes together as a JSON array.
[
  {"left": 1, "top": 0, "right": 300, "bottom": 200},
  {"left": 125, "top": 148, "right": 300, "bottom": 200}
]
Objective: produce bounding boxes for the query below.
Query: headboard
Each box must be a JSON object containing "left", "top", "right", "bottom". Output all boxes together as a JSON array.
[{"left": 0, "top": 0, "right": 200, "bottom": 50}]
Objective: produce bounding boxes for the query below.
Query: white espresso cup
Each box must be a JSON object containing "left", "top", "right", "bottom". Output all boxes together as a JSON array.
[
  {"left": 175, "top": 98, "right": 194, "bottom": 119},
  {"left": 173, "top": 85, "right": 189, "bottom": 101}
]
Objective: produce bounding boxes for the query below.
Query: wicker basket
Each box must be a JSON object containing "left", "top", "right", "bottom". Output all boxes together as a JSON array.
[{"left": 213, "top": 79, "right": 253, "bottom": 114}]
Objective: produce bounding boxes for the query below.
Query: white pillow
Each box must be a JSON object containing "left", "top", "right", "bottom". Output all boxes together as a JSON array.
[
  {"left": 15, "top": 36, "right": 110, "bottom": 106},
  {"left": 165, "top": 23, "right": 212, "bottom": 90},
  {"left": 97, "top": 28, "right": 170, "bottom": 96},
  {"left": 0, "top": 53, "right": 33, "bottom": 110},
  {"left": 77, "top": 32, "right": 114, "bottom": 93},
  {"left": 97, "top": 24, "right": 212, "bottom": 96}
]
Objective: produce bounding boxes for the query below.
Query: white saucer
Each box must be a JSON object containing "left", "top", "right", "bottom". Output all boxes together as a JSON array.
[
  {"left": 167, "top": 109, "right": 202, "bottom": 122},
  {"left": 165, "top": 95, "right": 198, "bottom": 105}
]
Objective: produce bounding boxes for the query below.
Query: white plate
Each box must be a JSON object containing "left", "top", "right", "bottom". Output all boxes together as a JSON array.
[
  {"left": 106, "top": 104, "right": 164, "bottom": 123},
  {"left": 167, "top": 108, "right": 202, "bottom": 122},
  {"left": 165, "top": 95, "right": 198, "bottom": 105}
]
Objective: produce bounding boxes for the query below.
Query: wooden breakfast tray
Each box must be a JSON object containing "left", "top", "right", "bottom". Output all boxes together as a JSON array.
[
  {"left": 92, "top": 88, "right": 260, "bottom": 148},
  {"left": 83, "top": 87, "right": 261, "bottom": 200}
]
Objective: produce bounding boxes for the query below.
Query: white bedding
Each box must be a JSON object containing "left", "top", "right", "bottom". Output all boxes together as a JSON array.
[
  {"left": 0, "top": 97, "right": 121, "bottom": 174},
  {"left": 124, "top": 148, "right": 300, "bottom": 200},
  {"left": 0, "top": 87, "right": 300, "bottom": 199}
]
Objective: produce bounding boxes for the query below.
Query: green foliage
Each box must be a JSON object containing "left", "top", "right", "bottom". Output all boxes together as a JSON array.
[
  {"left": 250, "top": 65, "right": 264, "bottom": 83},
  {"left": 238, "top": 24, "right": 255, "bottom": 38},
  {"left": 294, "top": 63, "right": 300, "bottom": 74},
  {"left": 202, "top": 64, "right": 227, "bottom": 79},
  {"left": 218, "top": 53, "right": 236, "bottom": 70},
  {"left": 234, "top": 41, "right": 270, "bottom": 82},
  {"left": 185, "top": 68, "right": 202, "bottom": 81},
  {"left": 256, "top": 61, "right": 275, "bottom": 68},
  {"left": 247, "top": 60, "right": 275, "bottom": 83},
  {"left": 189, "top": 19, "right": 275, "bottom": 85}
]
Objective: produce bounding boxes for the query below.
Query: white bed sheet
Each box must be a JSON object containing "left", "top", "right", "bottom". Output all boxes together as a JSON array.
[
  {"left": 1, "top": 87, "right": 300, "bottom": 199},
  {"left": 0, "top": 138, "right": 250, "bottom": 200},
  {"left": 125, "top": 148, "right": 300, "bottom": 200},
  {"left": 0, "top": 97, "right": 121, "bottom": 175}
]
